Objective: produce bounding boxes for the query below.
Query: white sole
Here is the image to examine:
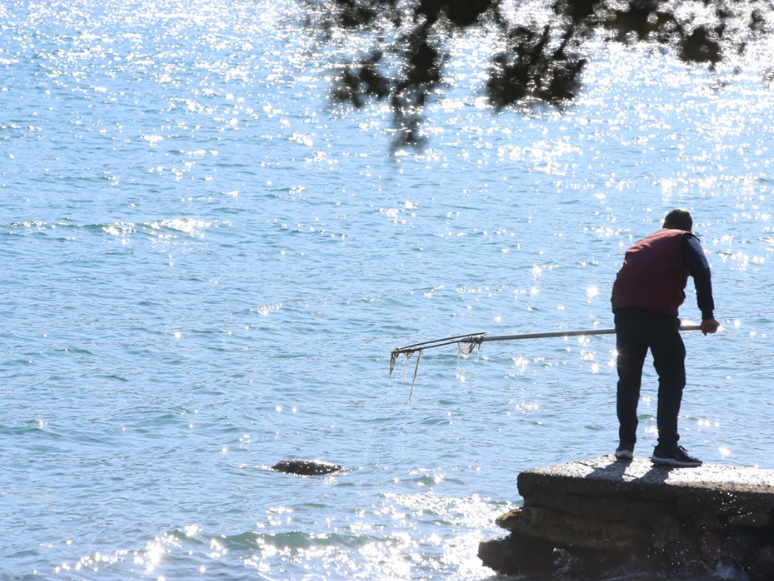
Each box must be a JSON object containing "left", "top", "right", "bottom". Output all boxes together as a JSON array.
[{"left": 650, "top": 457, "right": 702, "bottom": 467}]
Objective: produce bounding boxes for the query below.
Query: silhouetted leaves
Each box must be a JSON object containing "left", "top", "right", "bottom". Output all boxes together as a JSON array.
[
  {"left": 417, "top": 0, "right": 496, "bottom": 27},
  {"left": 308, "top": 0, "right": 773, "bottom": 146},
  {"left": 487, "top": 25, "right": 587, "bottom": 107},
  {"left": 679, "top": 26, "right": 722, "bottom": 64},
  {"left": 332, "top": 52, "right": 390, "bottom": 107}
]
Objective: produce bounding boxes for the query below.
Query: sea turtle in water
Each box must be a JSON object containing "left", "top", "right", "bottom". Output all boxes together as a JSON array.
[{"left": 272, "top": 459, "right": 342, "bottom": 475}]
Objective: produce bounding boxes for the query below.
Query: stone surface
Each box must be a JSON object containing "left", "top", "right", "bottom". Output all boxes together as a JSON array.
[
  {"left": 518, "top": 455, "right": 774, "bottom": 498},
  {"left": 746, "top": 546, "right": 774, "bottom": 581},
  {"left": 479, "top": 456, "right": 774, "bottom": 578}
]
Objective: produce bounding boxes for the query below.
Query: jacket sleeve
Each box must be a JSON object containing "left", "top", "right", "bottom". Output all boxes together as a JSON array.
[{"left": 682, "top": 235, "right": 715, "bottom": 320}]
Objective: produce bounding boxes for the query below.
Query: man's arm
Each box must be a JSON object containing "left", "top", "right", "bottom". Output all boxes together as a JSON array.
[{"left": 682, "top": 235, "right": 718, "bottom": 334}]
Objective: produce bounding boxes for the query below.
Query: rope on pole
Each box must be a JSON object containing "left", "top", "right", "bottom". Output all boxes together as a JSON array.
[{"left": 390, "top": 324, "right": 704, "bottom": 400}]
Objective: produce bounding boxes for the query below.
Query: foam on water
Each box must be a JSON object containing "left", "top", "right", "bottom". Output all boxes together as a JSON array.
[{"left": 2, "top": 0, "right": 774, "bottom": 579}]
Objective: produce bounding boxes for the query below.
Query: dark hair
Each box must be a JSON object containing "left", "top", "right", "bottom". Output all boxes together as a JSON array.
[{"left": 663, "top": 209, "right": 693, "bottom": 231}]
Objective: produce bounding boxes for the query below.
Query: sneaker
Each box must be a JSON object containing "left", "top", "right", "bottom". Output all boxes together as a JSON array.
[
  {"left": 615, "top": 447, "right": 634, "bottom": 460},
  {"left": 651, "top": 445, "right": 702, "bottom": 467}
]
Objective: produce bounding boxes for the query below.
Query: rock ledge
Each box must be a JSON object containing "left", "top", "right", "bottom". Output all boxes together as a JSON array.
[{"left": 478, "top": 456, "right": 774, "bottom": 580}]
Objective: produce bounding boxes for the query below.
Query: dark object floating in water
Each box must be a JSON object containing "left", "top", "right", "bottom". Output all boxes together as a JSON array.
[{"left": 272, "top": 459, "right": 342, "bottom": 476}]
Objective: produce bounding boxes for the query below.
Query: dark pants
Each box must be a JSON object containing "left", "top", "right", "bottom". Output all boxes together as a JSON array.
[{"left": 615, "top": 307, "right": 686, "bottom": 452}]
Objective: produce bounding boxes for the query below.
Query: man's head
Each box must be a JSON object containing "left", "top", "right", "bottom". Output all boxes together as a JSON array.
[{"left": 663, "top": 209, "right": 693, "bottom": 232}]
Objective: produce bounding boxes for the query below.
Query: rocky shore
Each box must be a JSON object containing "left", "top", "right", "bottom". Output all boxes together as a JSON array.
[{"left": 479, "top": 456, "right": 774, "bottom": 580}]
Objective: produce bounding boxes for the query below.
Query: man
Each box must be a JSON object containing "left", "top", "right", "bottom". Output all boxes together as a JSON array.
[{"left": 611, "top": 209, "right": 719, "bottom": 467}]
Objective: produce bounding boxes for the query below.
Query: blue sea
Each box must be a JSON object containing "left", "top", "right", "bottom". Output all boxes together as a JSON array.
[{"left": 2, "top": 1, "right": 773, "bottom": 579}]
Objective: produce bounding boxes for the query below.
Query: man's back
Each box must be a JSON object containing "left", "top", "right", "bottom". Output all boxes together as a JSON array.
[{"left": 611, "top": 228, "right": 690, "bottom": 317}]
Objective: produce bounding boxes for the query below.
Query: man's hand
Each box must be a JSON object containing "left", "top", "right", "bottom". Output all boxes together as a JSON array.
[{"left": 701, "top": 318, "right": 719, "bottom": 335}]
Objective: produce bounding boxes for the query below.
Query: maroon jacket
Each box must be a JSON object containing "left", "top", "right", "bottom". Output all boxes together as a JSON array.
[{"left": 611, "top": 229, "right": 691, "bottom": 317}]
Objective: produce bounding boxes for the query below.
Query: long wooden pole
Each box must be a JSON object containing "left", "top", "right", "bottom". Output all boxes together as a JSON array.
[
  {"left": 391, "top": 324, "right": 703, "bottom": 357},
  {"left": 390, "top": 324, "right": 705, "bottom": 401},
  {"left": 478, "top": 324, "right": 702, "bottom": 344}
]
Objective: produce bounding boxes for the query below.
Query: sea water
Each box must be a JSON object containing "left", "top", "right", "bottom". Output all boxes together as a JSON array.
[{"left": 1, "top": 1, "right": 773, "bottom": 579}]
